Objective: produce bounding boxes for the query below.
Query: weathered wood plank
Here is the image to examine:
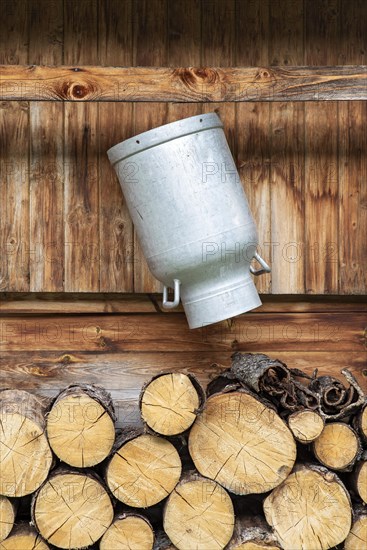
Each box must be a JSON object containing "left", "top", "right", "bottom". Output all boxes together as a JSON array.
[
  {"left": 64, "top": 0, "right": 100, "bottom": 291},
  {"left": 236, "top": 0, "right": 271, "bottom": 294},
  {"left": 0, "top": 294, "right": 365, "bottom": 314},
  {"left": 98, "top": 0, "right": 134, "bottom": 292},
  {"left": 305, "top": 0, "right": 339, "bottom": 294},
  {"left": 29, "top": 0, "right": 64, "bottom": 291},
  {"left": 0, "top": 65, "right": 366, "bottom": 102},
  {"left": 338, "top": 0, "right": 367, "bottom": 294},
  {"left": 269, "top": 0, "right": 305, "bottom": 294},
  {"left": 0, "top": 350, "right": 365, "bottom": 392},
  {"left": 0, "top": 1, "right": 30, "bottom": 292},
  {"left": 0, "top": 312, "right": 364, "bottom": 352},
  {"left": 133, "top": 0, "right": 167, "bottom": 292}
]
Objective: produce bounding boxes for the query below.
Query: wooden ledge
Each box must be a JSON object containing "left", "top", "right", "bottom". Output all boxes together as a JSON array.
[{"left": 0, "top": 65, "right": 366, "bottom": 102}]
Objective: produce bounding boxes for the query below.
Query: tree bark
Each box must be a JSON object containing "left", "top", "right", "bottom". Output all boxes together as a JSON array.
[{"left": 228, "top": 515, "right": 280, "bottom": 549}]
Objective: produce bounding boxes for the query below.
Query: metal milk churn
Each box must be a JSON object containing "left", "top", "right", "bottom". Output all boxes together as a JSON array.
[{"left": 108, "top": 113, "right": 270, "bottom": 329}]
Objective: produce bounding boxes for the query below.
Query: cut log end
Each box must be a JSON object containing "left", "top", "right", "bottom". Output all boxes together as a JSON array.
[
  {"left": 100, "top": 514, "right": 154, "bottom": 550},
  {"left": 140, "top": 372, "right": 203, "bottom": 436},
  {"left": 288, "top": 410, "right": 324, "bottom": 443},
  {"left": 0, "top": 390, "right": 53, "bottom": 497},
  {"left": 46, "top": 385, "right": 115, "bottom": 467},
  {"left": 353, "top": 460, "right": 367, "bottom": 503},
  {"left": 32, "top": 469, "right": 113, "bottom": 549},
  {"left": 264, "top": 464, "right": 352, "bottom": 550},
  {"left": 344, "top": 508, "right": 367, "bottom": 550},
  {"left": 0, "top": 497, "right": 16, "bottom": 542},
  {"left": 164, "top": 474, "right": 234, "bottom": 550},
  {"left": 106, "top": 433, "right": 182, "bottom": 507},
  {"left": 313, "top": 422, "right": 361, "bottom": 471},
  {"left": 189, "top": 391, "right": 296, "bottom": 494},
  {"left": 0, "top": 524, "right": 49, "bottom": 550}
]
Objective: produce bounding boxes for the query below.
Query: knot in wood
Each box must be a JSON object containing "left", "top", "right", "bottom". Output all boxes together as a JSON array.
[{"left": 70, "top": 83, "right": 88, "bottom": 99}]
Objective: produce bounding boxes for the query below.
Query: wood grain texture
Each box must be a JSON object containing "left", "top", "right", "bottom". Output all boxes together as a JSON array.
[
  {"left": 0, "top": 312, "right": 364, "bottom": 353},
  {"left": 338, "top": 0, "right": 367, "bottom": 294},
  {"left": 133, "top": 0, "right": 167, "bottom": 292},
  {"left": 98, "top": 0, "right": 134, "bottom": 292},
  {"left": 1, "top": 64, "right": 366, "bottom": 102},
  {"left": 305, "top": 0, "right": 339, "bottom": 294},
  {"left": 236, "top": 0, "right": 271, "bottom": 294},
  {"left": 29, "top": 0, "right": 64, "bottom": 292},
  {"left": 269, "top": 0, "right": 305, "bottom": 294},
  {"left": 64, "top": 0, "right": 99, "bottom": 291},
  {"left": 0, "top": 0, "right": 29, "bottom": 292}
]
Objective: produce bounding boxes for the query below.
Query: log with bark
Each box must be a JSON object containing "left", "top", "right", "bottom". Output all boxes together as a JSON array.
[
  {"left": 140, "top": 372, "right": 205, "bottom": 436},
  {"left": 353, "top": 401, "right": 367, "bottom": 444},
  {"left": 46, "top": 384, "right": 116, "bottom": 467},
  {"left": 350, "top": 454, "right": 367, "bottom": 504},
  {"left": 313, "top": 422, "right": 362, "bottom": 471},
  {"left": 0, "top": 390, "right": 53, "bottom": 497},
  {"left": 0, "top": 497, "right": 17, "bottom": 542},
  {"left": 105, "top": 429, "right": 182, "bottom": 508},
  {"left": 344, "top": 505, "right": 367, "bottom": 550},
  {"left": 287, "top": 409, "right": 324, "bottom": 443},
  {"left": 227, "top": 516, "right": 280, "bottom": 549},
  {"left": 99, "top": 512, "right": 154, "bottom": 550},
  {"left": 0, "top": 524, "right": 49, "bottom": 550},
  {"left": 163, "top": 471, "right": 235, "bottom": 550},
  {"left": 188, "top": 385, "right": 296, "bottom": 495},
  {"left": 31, "top": 467, "right": 114, "bottom": 549},
  {"left": 263, "top": 463, "right": 352, "bottom": 550}
]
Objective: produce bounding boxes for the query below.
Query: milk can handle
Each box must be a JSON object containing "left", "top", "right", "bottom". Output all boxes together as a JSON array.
[
  {"left": 250, "top": 251, "right": 271, "bottom": 276},
  {"left": 162, "top": 279, "right": 181, "bottom": 309}
]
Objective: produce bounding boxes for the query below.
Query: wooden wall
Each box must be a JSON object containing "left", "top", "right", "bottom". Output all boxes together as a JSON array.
[{"left": 0, "top": 0, "right": 366, "bottom": 295}]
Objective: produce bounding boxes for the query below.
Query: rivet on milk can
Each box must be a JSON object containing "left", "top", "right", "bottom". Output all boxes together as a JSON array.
[{"left": 107, "top": 113, "right": 270, "bottom": 329}]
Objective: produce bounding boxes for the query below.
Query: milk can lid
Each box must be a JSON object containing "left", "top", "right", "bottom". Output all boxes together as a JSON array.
[{"left": 107, "top": 112, "right": 223, "bottom": 165}]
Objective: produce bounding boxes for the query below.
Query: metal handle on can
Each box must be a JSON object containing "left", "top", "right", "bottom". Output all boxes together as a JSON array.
[
  {"left": 162, "top": 278, "right": 181, "bottom": 309},
  {"left": 250, "top": 251, "right": 271, "bottom": 276}
]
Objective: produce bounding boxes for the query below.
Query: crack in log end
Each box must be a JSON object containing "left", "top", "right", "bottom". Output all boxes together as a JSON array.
[{"left": 173, "top": 68, "right": 221, "bottom": 101}]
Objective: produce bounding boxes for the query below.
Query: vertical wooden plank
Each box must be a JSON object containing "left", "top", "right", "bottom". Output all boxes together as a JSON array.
[
  {"left": 235, "top": 0, "right": 271, "bottom": 294},
  {"left": 64, "top": 0, "right": 99, "bottom": 292},
  {"left": 304, "top": 0, "right": 339, "bottom": 294},
  {"left": 29, "top": 0, "right": 64, "bottom": 291},
  {"left": 167, "top": 1, "right": 201, "bottom": 128},
  {"left": 0, "top": 0, "right": 29, "bottom": 292},
  {"left": 338, "top": 0, "right": 367, "bottom": 294},
  {"left": 98, "top": 0, "right": 134, "bottom": 292},
  {"left": 133, "top": 0, "right": 168, "bottom": 292},
  {"left": 201, "top": 0, "right": 236, "bottom": 151},
  {"left": 269, "top": 0, "right": 305, "bottom": 294}
]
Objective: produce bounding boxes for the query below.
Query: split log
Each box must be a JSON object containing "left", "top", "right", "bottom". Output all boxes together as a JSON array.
[
  {"left": 263, "top": 464, "right": 352, "bottom": 550},
  {"left": 31, "top": 467, "right": 113, "bottom": 549},
  {"left": 351, "top": 457, "right": 367, "bottom": 503},
  {"left": 163, "top": 472, "right": 234, "bottom": 550},
  {"left": 140, "top": 372, "right": 205, "bottom": 436},
  {"left": 105, "top": 430, "right": 182, "bottom": 507},
  {"left": 0, "top": 524, "right": 49, "bottom": 550},
  {"left": 228, "top": 516, "right": 280, "bottom": 549},
  {"left": 313, "top": 422, "right": 361, "bottom": 471},
  {"left": 46, "top": 384, "right": 116, "bottom": 467},
  {"left": 188, "top": 389, "right": 296, "bottom": 494},
  {"left": 0, "top": 390, "right": 53, "bottom": 496},
  {"left": 0, "top": 497, "right": 17, "bottom": 542},
  {"left": 287, "top": 410, "right": 324, "bottom": 443},
  {"left": 100, "top": 513, "right": 154, "bottom": 550},
  {"left": 344, "top": 506, "right": 367, "bottom": 550}
]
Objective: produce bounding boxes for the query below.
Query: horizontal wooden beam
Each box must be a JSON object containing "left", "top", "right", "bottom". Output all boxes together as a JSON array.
[{"left": 0, "top": 65, "right": 366, "bottom": 102}]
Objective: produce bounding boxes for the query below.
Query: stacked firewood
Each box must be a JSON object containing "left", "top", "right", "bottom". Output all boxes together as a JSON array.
[{"left": 0, "top": 355, "right": 366, "bottom": 550}]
